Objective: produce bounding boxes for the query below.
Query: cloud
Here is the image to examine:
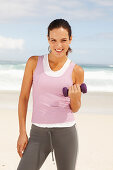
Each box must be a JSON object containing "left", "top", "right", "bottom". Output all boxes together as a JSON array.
[
  {"left": 96, "top": 32, "right": 113, "bottom": 39},
  {"left": 0, "top": 0, "right": 111, "bottom": 23},
  {"left": 78, "top": 32, "right": 113, "bottom": 41},
  {"left": 0, "top": 35, "right": 24, "bottom": 49},
  {"left": 63, "top": 8, "right": 105, "bottom": 20},
  {"left": 88, "top": 0, "right": 113, "bottom": 7},
  {"left": 74, "top": 48, "right": 89, "bottom": 55},
  {"left": 0, "top": 0, "right": 38, "bottom": 22}
]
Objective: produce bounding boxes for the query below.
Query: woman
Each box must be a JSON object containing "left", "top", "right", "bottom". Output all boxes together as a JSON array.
[{"left": 17, "top": 18, "right": 84, "bottom": 170}]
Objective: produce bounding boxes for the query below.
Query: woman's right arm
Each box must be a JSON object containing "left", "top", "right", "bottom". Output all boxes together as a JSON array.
[{"left": 17, "top": 56, "right": 38, "bottom": 158}]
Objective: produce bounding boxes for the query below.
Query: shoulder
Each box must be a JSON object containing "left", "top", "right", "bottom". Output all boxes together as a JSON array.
[
  {"left": 73, "top": 64, "right": 84, "bottom": 84},
  {"left": 27, "top": 56, "right": 38, "bottom": 64},
  {"left": 26, "top": 56, "right": 39, "bottom": 72}
]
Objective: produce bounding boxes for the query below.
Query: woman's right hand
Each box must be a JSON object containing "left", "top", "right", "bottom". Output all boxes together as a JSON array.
[{"left": 17, "top": 132, "right": 28, "bottom": 158}]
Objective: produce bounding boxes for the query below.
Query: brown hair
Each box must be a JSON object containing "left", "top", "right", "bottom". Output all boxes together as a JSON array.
[{"left": 47, "top": 18, "right": 72, "bottom": 56}]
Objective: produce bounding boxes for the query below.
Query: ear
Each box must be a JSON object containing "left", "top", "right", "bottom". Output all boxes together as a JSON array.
[{"left": 69, "top": 35, "right": 72, "bottom": 44}]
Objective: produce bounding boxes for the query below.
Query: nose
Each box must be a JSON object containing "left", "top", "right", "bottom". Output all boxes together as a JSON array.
[{"left": 56, "top": 43, "right": 62, "bottom": 49}]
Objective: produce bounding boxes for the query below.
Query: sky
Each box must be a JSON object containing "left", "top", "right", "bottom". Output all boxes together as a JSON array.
[{"left": 0, "top": 0, "right": 113, "bottom": 65}]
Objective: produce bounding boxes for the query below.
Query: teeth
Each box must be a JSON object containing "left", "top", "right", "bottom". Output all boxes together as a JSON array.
[{"left": 56, "top": 49, "right": 63, "bottom": 51}]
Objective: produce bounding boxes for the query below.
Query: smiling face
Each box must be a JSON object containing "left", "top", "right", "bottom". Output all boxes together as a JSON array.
[{"left": 47, "top": 27, "right": 72, "bottom": 58}]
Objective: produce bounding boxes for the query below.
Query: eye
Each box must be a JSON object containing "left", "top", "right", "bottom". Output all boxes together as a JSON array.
[
  {"left": 51, "top": 40, "right": 55, "bottom": 42},
  {"left": 62, "top": 40, "right": 66, "bottom": 41}
]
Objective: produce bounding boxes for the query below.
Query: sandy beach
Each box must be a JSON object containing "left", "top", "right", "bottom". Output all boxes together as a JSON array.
[{"left": 0, "top": 90, "right": 113, "bottom": 170}]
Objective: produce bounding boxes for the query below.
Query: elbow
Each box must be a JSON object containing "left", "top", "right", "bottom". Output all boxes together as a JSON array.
[
  {"left": 19, "top": 93, "right": 29, "bottom": 102},
  {"left": 72, "top": 108, "right": 79, "bottom": 113}
]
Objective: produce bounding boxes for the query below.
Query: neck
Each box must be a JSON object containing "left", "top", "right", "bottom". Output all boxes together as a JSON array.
[{"left": 48, "top": 52, "right": 68, "bottom": 65}]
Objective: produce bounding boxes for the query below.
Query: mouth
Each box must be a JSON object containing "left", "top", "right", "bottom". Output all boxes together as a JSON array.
[{"left": 55, "top": 49, "right": 64, "bottom": 53}]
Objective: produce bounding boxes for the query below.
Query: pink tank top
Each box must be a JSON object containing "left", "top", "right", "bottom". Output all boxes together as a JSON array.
[{"left": 31, "top": 54, "right": 76, "bottom": 127}]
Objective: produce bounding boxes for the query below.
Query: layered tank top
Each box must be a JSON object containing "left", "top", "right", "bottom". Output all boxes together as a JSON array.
[{"left": 31, "top": 53, "right": 76, "bottom": 128}]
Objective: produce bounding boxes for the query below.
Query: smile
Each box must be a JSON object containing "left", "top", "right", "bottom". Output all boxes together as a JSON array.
[{"left": 55, "top": 49, "right": 64, "bottom": 52}]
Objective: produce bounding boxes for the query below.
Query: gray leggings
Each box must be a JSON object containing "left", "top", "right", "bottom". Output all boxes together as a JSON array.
[{"left": 17, "top": 123, "right": 78, "bottom": 170}]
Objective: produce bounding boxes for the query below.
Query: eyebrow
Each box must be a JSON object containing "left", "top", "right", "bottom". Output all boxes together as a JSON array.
[{"left": 50, "top": 38, "right": 67, "bottom": 40}]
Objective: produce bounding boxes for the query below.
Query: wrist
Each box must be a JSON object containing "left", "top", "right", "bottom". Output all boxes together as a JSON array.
[{"left": 19, "top": 130, "right": 27, "bottom": 135}]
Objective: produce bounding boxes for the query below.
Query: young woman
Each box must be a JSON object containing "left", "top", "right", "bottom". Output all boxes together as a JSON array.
[{"left": 17, "top": 18, "right": 84, "bottom": 170}]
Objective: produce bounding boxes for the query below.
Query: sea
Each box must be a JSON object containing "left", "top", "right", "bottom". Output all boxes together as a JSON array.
[{"left": 0, "top": 60, "right": 113, "bottom": 92}]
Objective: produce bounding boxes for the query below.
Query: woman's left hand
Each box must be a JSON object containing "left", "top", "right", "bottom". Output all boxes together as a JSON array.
[{"left": 68, "top": 84, "right": 81, "bottom": 100}]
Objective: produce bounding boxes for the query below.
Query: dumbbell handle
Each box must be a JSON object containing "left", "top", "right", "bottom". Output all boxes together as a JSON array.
[{"left": 63, "top": 83, "right": 87, "bottom": 97}]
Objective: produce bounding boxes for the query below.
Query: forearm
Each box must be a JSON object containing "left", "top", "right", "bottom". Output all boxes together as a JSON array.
[
  {"left": 69, "top": 97, "right": 81, "bottom": 113},
  {"left": 18, "top": 97, "right": 28, "bottom": 134}
]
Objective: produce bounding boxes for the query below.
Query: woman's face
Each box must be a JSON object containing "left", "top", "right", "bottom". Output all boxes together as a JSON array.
[{"left": 47, "top": 27, "right": 72, "bottom": 57}]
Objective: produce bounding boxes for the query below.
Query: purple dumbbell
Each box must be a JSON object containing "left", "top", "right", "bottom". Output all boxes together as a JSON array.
[{"left": 63, "top": 83, "right": 87, "bottom": 97}]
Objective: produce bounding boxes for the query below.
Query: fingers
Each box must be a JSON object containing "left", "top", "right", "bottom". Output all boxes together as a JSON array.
[
  {"left": 17, "top": 144, "right": 25, "bottom": 158},
  {"left": 23, "top": 142, "right": 28, "bottom": 151},
  {"left": 73, "top": 84, "right": 81, "bottom": 92},
  {"left": 17, "top": 145, "right": 23, "bottom": 158},
  {"left": 17, "top": 134, "right": 28, "bottom": 158},
  {"left": 76, "top": 84, "right": 81, "bottom": 91},
  {"left": 68, "top": 84, "right": 81, "bottom": 98}
]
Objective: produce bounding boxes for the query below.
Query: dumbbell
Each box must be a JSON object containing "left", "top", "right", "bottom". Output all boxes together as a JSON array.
[{"left": 62, "top": 83, "right": 87, "bottom": 97}]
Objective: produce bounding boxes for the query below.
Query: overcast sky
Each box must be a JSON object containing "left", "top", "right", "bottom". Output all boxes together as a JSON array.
[{"left": 0, "top": 0, "right": 113, "bottom": 65}]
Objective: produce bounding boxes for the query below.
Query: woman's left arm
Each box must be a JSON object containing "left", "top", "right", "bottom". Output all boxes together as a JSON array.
[{"left": 69, "top": 65, "right": 84, "bottom": 113}]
